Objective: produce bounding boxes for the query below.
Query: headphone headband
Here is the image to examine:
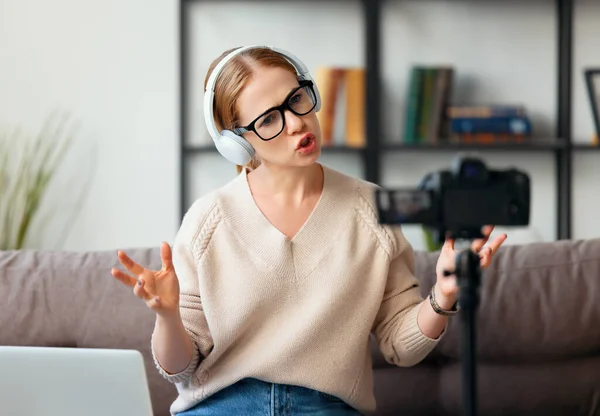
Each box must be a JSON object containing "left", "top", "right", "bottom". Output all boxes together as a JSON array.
[{"left": 203, "top": 45, "right": 321, "bottom": 166}]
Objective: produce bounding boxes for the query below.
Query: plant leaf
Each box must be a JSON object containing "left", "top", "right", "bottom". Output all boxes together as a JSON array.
[{"left": 0, "top": 112, "right": 85, "bottom": 250}]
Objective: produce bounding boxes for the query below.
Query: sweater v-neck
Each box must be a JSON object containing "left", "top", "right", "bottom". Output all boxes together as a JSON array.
[
  {"left": 243, "top": 165, "right": 327, "bottom": 243},
  {"left": 221, "top": 164, "right": 352, "bottom": 280}
]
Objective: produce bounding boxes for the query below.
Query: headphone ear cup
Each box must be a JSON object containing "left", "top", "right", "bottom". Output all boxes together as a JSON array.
[{"left": 215, "top": 130, "right": 255, "bottom": 166}]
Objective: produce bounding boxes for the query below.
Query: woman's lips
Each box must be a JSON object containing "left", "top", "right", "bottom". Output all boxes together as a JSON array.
[
  {"left": 296, "top": 133, "right": 315, "bottom": 150},
  {"left": 296, "top": 134, "right": 317, "bottom": 154}
]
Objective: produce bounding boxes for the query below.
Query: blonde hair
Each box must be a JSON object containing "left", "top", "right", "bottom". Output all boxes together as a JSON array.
[{"left": 204, "top": 47, "right": 297, "bottom": 174}]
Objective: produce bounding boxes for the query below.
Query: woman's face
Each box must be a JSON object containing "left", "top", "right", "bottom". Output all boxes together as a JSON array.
[{"left": 235, "top": 66, "right": 322, "bottom": 169}]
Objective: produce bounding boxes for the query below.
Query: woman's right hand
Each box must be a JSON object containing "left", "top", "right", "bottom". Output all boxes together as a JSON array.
[{"left": 111, "top": 242, "right": 180, "bottom": 318}]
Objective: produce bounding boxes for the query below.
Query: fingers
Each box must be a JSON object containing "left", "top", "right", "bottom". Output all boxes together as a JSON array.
[
  {"left": 488, "top": 232, "right": 508, "bottom": 254},
  {"left": 137, "top": 280, "right": 161, "bottom": 310},
  {"left": 147, "top": 296, "right": 162, "bottom": 310},
  {"left": 443, "top": 238, "right": 455, "bottom": 251},
  {"left": 479, "top": 233, "right": 508, "bottom": 268},
  {"left": 160, "top": 242, "right": 173, "bottom": 272},
  {"left": 113, "top": 248, "right": 166, "bottom": 311},
  {"left": 111, "top": 268, "right": 137, "bottom": 287},
  {"left": 471, "top": 225, "right": 494, "bottom": 252},
  {"left": 117, "top": 250, "right": 146, "bottom": 276},
  {"left": 133, "top": 277, "right": 152, "bottom": 301},
  {"left": 479, "top": 246, "right": 493, "bottom": 268}
]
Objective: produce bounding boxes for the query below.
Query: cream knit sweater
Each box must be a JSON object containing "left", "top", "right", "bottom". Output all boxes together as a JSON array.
[{"left": 152, "top": 164, "right": 443, "bottom": 415}]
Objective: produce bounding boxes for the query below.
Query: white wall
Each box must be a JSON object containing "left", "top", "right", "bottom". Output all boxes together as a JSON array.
[
  {"left": 1, "top": 0, "right": 598, "bottom": 252},
  {"left": 0, "top": 0, "right": 178, "bottom": 251}
]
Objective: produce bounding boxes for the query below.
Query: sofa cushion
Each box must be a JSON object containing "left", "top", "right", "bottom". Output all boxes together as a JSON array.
[
  {"left": 370, "top": 363, "right": 440, "bottom": 415},
  {"left": 437, "top": 355, "right": 600, "bottom": 416}
]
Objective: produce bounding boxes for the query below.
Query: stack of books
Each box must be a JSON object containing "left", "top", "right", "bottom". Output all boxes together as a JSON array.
[{"left": 447, "top": 104, "right": 532, "bottom": 144}]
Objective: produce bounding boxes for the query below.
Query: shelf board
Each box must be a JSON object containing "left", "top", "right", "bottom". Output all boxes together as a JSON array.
[
  {"left": 183, "top": 145, "right": 215, "bottom": 154},
  {"left": 183, "top": 144, "right": 366, "bottom": 154},
  {"left": 572, "top": 143, "right": 600, "bottom": 151},
  {"left": 382, "top": 140, "right": 567, "bottom": 152},
  {"left": 184, "top": 141, "right": 575, "bottom": 155}
]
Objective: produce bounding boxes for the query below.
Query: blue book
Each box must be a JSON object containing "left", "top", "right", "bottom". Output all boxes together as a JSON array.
[
  {"left": 450, "top": 116, "right": 532, "bottom": 135},
  {"left": 448, "top": 105, "right": 525, "bottom": 118}
]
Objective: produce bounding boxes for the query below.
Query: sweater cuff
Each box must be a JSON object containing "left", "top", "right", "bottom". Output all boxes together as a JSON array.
[
  {"left": 396, "top": 302, "right": 446, "bottom": 357},
  {"left": 151, "top": 333, "right": 201, "bottom": 384}
]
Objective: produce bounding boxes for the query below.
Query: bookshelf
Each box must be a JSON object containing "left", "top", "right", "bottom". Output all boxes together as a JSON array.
[{"left": 179, "top": 0, "right": 590, "bottom": 240}]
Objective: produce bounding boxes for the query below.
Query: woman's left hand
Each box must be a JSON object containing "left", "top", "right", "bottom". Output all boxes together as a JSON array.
[{"left": 433, "top": 226, "right": 507, "bottom": 309}]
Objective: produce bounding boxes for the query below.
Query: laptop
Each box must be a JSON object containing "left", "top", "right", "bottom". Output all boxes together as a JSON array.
[{"left": 0, "top": 346, "right": 154, "bottom": 416}]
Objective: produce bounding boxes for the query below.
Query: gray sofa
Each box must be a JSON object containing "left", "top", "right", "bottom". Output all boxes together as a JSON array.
[{"left": 1, "top": 238, "right": 600, "bottom": 415}]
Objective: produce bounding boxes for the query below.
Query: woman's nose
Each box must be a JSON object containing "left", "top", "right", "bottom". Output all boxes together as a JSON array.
[{"left": 284, "top": 110, "right": 304, "bottom": 135}]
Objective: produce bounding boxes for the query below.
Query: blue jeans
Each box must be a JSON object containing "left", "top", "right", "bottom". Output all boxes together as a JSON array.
[{"left": 177, "top": 378, "right": 364, "bottom": 416}]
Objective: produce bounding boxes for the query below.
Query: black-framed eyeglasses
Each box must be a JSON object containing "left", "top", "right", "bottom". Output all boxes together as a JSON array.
[{"left": 233, "top": 79, "right": 318, "bottom": 141}]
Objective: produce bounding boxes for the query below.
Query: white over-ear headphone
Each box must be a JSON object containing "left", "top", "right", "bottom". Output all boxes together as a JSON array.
[{"left": 203, "top": 45, "right": 322, "bottom": 166}]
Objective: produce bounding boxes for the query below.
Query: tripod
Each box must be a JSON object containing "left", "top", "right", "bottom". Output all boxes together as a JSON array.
[{"left": 452, "top": 248, "right": 483, "bottom": 416}]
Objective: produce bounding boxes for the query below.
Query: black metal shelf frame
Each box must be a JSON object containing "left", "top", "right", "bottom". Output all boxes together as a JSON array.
[
  {"left": 556, "top": 0, "right": 573, "bottom": 240},
  {"left": 179, "top": 0, "right": 581, "bottom": 239}
]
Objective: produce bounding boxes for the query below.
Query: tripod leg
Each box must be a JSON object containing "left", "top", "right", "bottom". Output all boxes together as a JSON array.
[
  {"left": 461, "top": 299, "right": 477, "bottom": 416},
  {"left": 456, "top": 249, "right": 481, "bottom": 416}
]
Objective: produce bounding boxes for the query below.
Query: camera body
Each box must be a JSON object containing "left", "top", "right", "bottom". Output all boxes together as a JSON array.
[{"left": 375, "top": 155, "right": 530, "bottom": 243}]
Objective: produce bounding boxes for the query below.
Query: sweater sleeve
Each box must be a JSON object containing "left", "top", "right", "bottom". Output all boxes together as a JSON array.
[
  {"left": 151, "top": 199, "right": 217, "bottom": 384},
  {"left": 371, "top": 225, "right": 444, "bottom": 367}
]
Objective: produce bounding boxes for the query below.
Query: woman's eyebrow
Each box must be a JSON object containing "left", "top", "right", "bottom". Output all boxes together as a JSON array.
[
  {"left": 269, "top": 85, "right": 299, "bottom": 108},
  {"left": 255, "top": 85, "right": 300, "bottom": 117}
]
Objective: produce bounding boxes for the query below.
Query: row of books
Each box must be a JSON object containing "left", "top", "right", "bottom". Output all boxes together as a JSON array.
[
  {"left": 403, "top": 65, "right": 533, "bottom": 144},
  {"left": 313, "top": 64, "right": 534, "bottom": 148}
]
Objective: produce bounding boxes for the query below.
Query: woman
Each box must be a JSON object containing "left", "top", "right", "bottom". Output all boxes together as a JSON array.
[{"left": 111, "top": 46, "right": 507, "bottom": 416}]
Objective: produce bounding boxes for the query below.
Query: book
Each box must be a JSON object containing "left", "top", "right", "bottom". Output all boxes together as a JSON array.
[
  {"left": 403, "top": 67, "right": 424, "bottom": 144},
  {"left": 315, "top": 66, "right": 345, "bottom": 145},
  {"left": 449, "top": 116, "right": 532, "bottom": 135},
  {"left": 314, "top": 65, "right": 366, "bottom": 148},
  {"left": 447, "top": 105, "right": 525, "bottom": 118},
  {"left": 403, "top": 65, "right": 454, "bottom": 144}
]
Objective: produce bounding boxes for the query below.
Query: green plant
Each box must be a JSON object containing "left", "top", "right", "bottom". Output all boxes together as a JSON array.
[
  {"left": 0, "top": 113, "right": 79, "bottom": 250},
  {"left": 422, "top": 225, "right": 444, "bottom": 252}
]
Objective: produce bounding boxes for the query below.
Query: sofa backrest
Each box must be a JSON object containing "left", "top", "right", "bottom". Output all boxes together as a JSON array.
[{"left": 411, "top": 238, "right": 600, "bottom": 364}]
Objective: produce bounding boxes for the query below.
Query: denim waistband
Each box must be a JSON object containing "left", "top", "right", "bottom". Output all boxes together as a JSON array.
[{"left": 178, "top": 377, "right": 363, "bottom": 416}]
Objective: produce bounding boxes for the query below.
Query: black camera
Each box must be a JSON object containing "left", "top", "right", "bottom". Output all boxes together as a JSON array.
[{"left": 375, "top": 155, "right": 530, "bottom": 243}]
